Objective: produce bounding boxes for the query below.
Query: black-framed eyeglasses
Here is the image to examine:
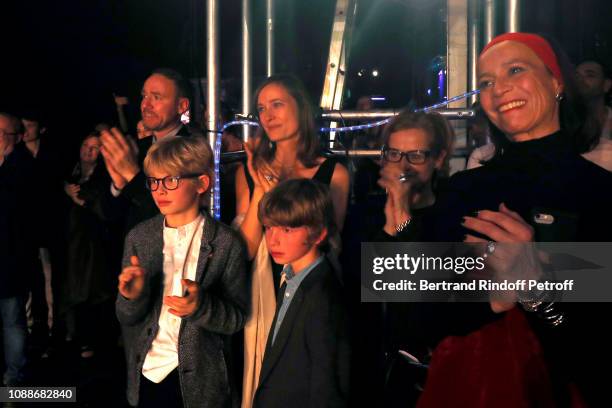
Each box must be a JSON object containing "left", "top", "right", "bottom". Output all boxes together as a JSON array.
[
  {"left": 0, "top": 129, "right": 18, "bottom": 138},
  {"left": 381, "top": 146, "right": 432, "bottom": 165},
  {"left": 145, "top": 174, "right": 202, "bottom": 191}
]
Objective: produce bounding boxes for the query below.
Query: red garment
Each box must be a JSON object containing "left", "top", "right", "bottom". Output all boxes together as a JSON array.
[
  {"left": 481, "top": 32, "right": 564, "bottom": 87},
  {"left": 417, "top": 308, "right": 557, "bottom": 408}
]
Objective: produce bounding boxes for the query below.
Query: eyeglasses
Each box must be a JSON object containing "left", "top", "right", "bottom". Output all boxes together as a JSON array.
[
  {"left": 145, "top": 174, "right": 201, "bottom": 191},
  {"left": 0, "top": 129, "right": 18, "bottom": 138},
  {"left": 381, "top": 146, "right": 432, "bottom": 164}
]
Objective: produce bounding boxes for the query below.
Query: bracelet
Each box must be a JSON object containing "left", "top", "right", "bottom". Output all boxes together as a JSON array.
[
  {"left": 519, "top": 300, "right": 565, "bottom": 327},
  {"left": 395, "top": 217, "right": 412, "bottom": 233},
  {"left": 518, "top": 285, "right": 564, "bottom": 327}
]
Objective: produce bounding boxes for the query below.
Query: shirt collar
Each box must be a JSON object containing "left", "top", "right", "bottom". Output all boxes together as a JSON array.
[
  {"left": 282, "top": 255, "right": 325, "bottom": 286},
  {"left": 153, "top": 123, "right": 183, "bottom": 143},
  {"left": 163, "top": 214, "right": 203, "bottom": 238}
]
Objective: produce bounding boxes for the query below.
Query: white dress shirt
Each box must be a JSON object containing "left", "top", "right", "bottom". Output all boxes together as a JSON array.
[{"left": 142, "top": 215, "right": 204, "bottom": 383}]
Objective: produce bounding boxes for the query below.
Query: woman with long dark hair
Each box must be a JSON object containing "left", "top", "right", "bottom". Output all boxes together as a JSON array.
[{"left": 235, "top": 74, "right": 350, "bottom": 408}]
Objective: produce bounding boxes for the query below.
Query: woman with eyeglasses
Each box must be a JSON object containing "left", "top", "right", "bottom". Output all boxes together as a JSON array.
[
  {"left": 376, "top": 110, "right": 454, "bottom": 241},
  {"left": 370, "top": 111, "right": 454, "bottom": 406}
]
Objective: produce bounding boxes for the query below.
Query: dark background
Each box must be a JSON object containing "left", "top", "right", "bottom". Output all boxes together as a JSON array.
[{"left": 1, "top": 0, "right": 610, "bottom": 144}]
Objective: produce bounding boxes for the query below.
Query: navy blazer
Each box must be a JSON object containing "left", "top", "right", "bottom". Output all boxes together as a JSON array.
[{"left": 254, "top": 258, "right": 350, "bottom": 408}]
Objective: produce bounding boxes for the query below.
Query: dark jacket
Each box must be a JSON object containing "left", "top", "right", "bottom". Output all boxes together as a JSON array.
[
  {"left": 23, "top": 136, "right": 72, "bottom": 249},
  {"left": 116, "top": 211, "right": 248, "bottom": 408},
  {"left": 0, "top": 147, "right": 38, "bottom": 298},
  {"left": 254, "top": 259, "right": 351, "bottom": 408},
  {"left": 60, "top": 161, "right": 116, "bottom": 312}
]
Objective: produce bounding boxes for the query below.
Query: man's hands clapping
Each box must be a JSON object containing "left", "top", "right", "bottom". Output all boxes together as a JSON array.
[{"left": 100, "top": 127, "right": 140, "bottom": 190}]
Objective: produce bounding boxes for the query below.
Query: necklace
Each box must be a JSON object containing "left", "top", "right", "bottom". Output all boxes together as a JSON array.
[{"left": 272, "top": 158, "right": 296, "bottom": 172}]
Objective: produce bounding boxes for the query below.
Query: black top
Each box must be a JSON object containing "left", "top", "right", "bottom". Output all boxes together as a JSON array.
[
  {"left": 399, "top": 132, "right": 612, "bottom": 404},
  {"left": 371, "top": 205, "right": 437, "bottom": 243},
  {"left": 430, "top": 131, "right": 611, "bottom": 242},
  {"left": 0, "top": 147, "right": 39, "bottom": 297},
  {"left": 244, "top": 156, "right": 338, "bottom": 194}
]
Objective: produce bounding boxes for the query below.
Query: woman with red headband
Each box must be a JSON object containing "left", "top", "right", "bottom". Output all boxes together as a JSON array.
[{"left": 395, "top": 33, "right": 612, "bottom": 407}]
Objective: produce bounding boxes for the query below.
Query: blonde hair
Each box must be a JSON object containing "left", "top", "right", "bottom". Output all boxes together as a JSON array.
[
  {"left": 144, "top": 136, "right": 214, "bottom": 188},
  {"left": 382, "top": 110, "right": 455, "bottom": 176}
]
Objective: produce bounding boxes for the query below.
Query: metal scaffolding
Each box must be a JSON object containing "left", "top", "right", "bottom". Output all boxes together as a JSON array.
[
  {"left": 206, "top": 0, "right": 220, "bottom": 214},
  {"left": 242, "top": 0, "right": 252, "bottom": 141},
  {"left": 207, "top": 0, "right": 523, "bottom": 215}
]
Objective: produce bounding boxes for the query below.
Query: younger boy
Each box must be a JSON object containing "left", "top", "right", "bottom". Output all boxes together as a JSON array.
[
  {"left": 116, "top": 136, "right": 248, "bottom": 408},
  {"left": 253, "top": 179, "right": 350, "bottom": 408}
]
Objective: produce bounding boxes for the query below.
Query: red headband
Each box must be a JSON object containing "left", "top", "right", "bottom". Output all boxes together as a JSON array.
[{"left": 481, "top": 32, "right": 564, "bottom": 86}]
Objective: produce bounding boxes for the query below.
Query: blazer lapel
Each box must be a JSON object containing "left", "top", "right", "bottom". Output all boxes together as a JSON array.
[
  {"left": 145, "top": 216, "right": 165, "bottom": 320},
  {"left": 194, "top": 211, "right": 216, "bottom": 283},
  {"left": 148, "top": 216, "right": 164, "bottom": 268},
  {"left": 258, "top": 285, "right": 305, "bottom": 385}
]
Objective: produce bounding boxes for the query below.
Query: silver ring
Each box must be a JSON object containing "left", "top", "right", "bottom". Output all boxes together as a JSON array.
[
  {"left": 483, "top": 241, "right": 496, "bottom": 259},
  {"left": 264, "top": 174, "right": 273, "bottom": 182}
]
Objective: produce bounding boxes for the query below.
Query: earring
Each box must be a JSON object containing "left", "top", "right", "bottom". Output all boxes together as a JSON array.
[{"left": 555, "top": 92, "right": 564, "bottom": 102}]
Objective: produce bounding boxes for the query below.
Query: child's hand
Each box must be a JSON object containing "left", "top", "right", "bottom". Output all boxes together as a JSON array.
[
  {"left": 118, "top": 256, "right": 145, "bottom": 299},
  {"left": 164, "top": 279, "right": 200, "bottom": 317}
]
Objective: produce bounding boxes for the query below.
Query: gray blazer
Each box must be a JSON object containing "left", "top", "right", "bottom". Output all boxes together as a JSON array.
[{"left": 116, "top": 211, "right": 248, "bottom": 408}]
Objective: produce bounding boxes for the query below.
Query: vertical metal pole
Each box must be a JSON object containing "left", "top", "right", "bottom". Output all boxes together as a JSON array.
[
  {"left": 320, "top": 0, "right": 357, "bottom": 148},
  {"left": 447, "top": 0, "right": 469, "bottom": 174},
  {"left": 447, "top": 0, "right": 468, "bottom": 108},
  {"left": 468, "top": 0, "right": 480, "bottom": 105},
  {"left": 484, "top": 0, "right": 496, "bottom": 44},
  {"left": 242, "top": 0, "right": 252, "bottom": 142},
  {"left": 207, "top": 0, "right": 220, "bottom": 217},
  {"left": 266, "top": 0, "right": 274, "bottom": 77},
  {"left": 505, "top": 0, "right": 520, "bottom": 33}
]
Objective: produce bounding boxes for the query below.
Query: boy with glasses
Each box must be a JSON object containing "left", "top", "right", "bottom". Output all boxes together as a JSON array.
[{"left": 116, "top": 136, "right": 248, "bottom": 408}]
